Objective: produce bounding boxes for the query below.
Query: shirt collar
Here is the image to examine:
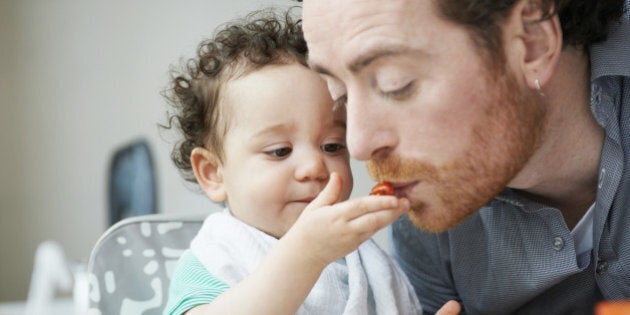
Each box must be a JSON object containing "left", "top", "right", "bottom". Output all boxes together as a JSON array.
[{"left": 589, "top": 17, "right": 630, "bottom": 80}]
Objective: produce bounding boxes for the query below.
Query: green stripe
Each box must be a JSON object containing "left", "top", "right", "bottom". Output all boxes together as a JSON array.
[{"left": 164, "top": 250, "right": 230, "bottom": 315}]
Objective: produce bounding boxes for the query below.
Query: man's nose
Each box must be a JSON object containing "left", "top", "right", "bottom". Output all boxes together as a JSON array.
[{"left": 345, "top": 94, "right": 396, "bottom": 161}]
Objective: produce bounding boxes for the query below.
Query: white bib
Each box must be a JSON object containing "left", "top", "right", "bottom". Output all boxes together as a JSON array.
[{"left": 191, "top": 209, "right": 422, "bottom": 314}]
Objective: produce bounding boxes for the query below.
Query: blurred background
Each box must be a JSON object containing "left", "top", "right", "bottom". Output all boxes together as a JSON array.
[{"left": 0, "top": 0, "right": 380, "bottom": 304}]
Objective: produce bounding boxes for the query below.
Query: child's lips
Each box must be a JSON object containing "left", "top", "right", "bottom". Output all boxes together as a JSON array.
[{"left": 295, "top": 196, "right": 317, "bottom": 203}]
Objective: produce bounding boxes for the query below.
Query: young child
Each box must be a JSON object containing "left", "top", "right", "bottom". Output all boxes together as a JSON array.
[{"left": 162, "top": 9, "right": 422, "bottom": 315}]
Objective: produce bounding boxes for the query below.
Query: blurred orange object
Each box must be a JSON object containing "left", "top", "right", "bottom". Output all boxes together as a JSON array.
[
  {"left": 370, "top": 181, "right": 395, "bottom": 196},
  {"left": 595, "top": 301, "right": 630, "bottom": 315}
]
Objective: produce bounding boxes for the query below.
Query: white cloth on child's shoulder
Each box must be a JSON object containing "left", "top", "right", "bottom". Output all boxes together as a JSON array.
[{"left": 190, "top": 209, "right": 422, "bottom": 315}]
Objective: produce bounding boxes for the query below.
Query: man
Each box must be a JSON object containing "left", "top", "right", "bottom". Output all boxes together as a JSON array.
[{"left": 302, "top": 0, "right": 629, "bottom": 314}]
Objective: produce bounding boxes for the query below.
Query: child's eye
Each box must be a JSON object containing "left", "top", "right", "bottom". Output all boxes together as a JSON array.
[
  {"left": 321, "top": 143, "right": 346, "bottom": 153},
  {"left": 266, "top": 147, "right": 292, "bottom": 158}
]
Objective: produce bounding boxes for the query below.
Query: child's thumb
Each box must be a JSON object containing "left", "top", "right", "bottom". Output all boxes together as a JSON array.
[{"left": 309, "top": 172, "right": 343, "bottom": 208}]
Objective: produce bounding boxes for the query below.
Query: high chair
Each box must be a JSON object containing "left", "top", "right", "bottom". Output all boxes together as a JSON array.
[{"left": 86, "top": 212, "right": 206, "bottom": 314}]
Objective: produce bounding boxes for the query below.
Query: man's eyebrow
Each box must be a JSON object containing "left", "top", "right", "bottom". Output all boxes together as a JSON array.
[
  {"left": 308, "top": 45, "right": 408, "bottom": 76},
  {"left": 348, "top": 47, "right": 405, "bottom": 73}
]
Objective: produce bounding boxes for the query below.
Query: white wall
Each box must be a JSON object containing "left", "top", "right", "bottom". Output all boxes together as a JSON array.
[{"left": 0, "top": 0, "right": 381, "bottom": 302}]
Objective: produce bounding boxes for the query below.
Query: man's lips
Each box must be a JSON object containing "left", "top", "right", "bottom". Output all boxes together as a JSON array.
[{"left": 388, "top": 181, "right": 419, "bottom": 198}]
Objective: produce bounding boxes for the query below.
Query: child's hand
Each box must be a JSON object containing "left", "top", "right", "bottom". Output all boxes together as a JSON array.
[
  {"left": 283, "top": 172, "right": 409, "bottom": 268},
  {"left": 436, "top": 300, "right": 461, "bottom": 315}
]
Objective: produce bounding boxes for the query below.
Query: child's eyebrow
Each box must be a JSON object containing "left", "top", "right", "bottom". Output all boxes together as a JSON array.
[
  {"left": 333, "top": 118, "right": 347, "bottom": 129},
  {"left": 250, "top": 123, "right": 293, "bottom": 139}
]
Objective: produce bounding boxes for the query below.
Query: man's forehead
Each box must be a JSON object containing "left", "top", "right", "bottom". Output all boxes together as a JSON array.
[
  {"left": 303, "top": 0, "right": 422, "bottom": 74},
  {"left": 302, "top": 0, "right": 409, "bottom": 35},
  {"left": 302, "top": 0, "right": 342, "bottom": 74},
  {"left": 302, "top": 0, "right": 345, "bottom": 41}
]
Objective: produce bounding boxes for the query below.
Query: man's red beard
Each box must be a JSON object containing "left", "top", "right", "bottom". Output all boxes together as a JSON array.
[{"left": 367, "top": 68, "right": 546, "bottom": 233}]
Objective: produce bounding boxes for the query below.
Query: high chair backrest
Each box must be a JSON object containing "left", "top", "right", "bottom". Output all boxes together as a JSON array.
[{"left": 87, "top": 212, "right": 207, "bottom": 314}]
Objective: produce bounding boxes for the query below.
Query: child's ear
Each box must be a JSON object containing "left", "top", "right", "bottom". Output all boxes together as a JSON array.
[{"left": 190, "top": 147, "right": 227, "bottom": 202}]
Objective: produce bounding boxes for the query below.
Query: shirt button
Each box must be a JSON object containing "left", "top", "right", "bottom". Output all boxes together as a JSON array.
[
  {"left": 552, "top": 237, "right": 564, "bottom": 251},
  {"left": 596, "top": 261, "right": 609, "bottom": 274}
]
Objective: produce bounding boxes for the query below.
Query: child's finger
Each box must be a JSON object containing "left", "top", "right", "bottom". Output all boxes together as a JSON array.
[
  {"left": 339, "top": 195, "right": 405, "bottom": 220},
  {"left": 348, "top": 200, "right": 409, "bottom": 234},
  {"left": 436, "top": 300, "right": 461, "bottom": 315},
  {"left": 308, "top": 172, "right": 343, "bottom": 209}
]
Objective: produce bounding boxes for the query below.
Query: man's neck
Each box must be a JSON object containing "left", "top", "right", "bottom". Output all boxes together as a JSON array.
[{"left": 509, "top": 47, "right": 603, "bottom": 229}]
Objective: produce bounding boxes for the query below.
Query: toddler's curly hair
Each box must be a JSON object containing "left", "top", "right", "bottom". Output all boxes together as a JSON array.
[{"left": 162, "top": 8, "right": 307, "bottom": 183}]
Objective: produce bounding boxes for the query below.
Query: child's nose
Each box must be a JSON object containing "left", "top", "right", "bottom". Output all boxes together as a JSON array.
[{"left": 295, "top": 152, "right": 329, "bottom": 182}]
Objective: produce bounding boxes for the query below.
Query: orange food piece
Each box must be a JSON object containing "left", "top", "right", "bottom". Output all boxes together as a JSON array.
[
  {"left": 370, "top": 181, "right": 395, "bottom": 196},
  {"left": 595, "top": 301, "right": 630, "bottom": 315}
]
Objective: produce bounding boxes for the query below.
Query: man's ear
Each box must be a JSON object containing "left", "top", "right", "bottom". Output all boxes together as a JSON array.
[
  {"left": 505, "top": 0, "right": 562, "bottom": 91},
  {"left": 190, "top": 147, "right": 227, "bottom": 202}
]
